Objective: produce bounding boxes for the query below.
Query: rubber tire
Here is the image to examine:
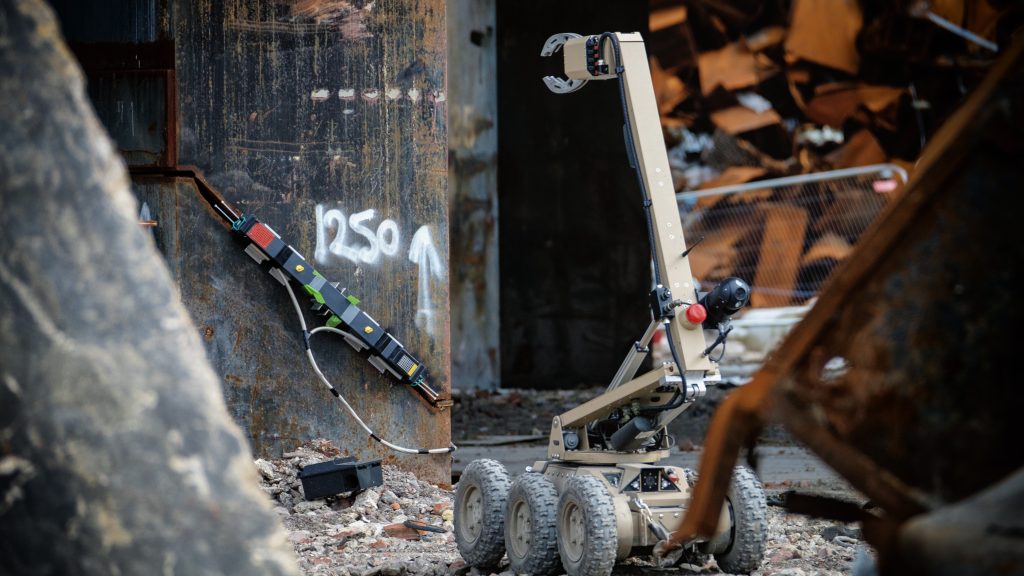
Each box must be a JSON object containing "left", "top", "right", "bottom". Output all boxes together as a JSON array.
[
  {"left": 713, "top": 466, "right": 768, "bottom": 574},
  {"left": 454, "top": 459, "right": 512, "bottom": 569},
  {"left": 505, "top": 473, "right": 561, "bottom": 576},
  {"left": 557, "top": 475, "right": 617, "bottom": 576}
]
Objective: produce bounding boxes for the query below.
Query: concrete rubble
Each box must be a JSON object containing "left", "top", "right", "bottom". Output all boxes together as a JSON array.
[
  {"left": 256, "top": 439, "right": 460, "bottom": 576},
  {"left": 258, "top": 440, "right": 872, "bottom": 576}
]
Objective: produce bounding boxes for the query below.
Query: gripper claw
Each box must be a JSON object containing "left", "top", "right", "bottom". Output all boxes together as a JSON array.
[{"left": 540, "top": 32, "right": 588, "bottom": 94}]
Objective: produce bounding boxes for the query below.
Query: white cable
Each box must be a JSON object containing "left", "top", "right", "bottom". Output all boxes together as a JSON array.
[{"left": 281, "top": 279, "right": 456, "bottom": 455}]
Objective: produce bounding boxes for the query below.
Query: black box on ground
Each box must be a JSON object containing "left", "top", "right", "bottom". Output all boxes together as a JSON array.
[{"left": 298, "top": 457, "right": 383, "bottom": 500}]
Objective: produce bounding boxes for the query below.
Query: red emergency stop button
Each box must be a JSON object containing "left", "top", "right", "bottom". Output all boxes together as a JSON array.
[{"left": 685, "top": 303, "right": 707, "bottom": 326}]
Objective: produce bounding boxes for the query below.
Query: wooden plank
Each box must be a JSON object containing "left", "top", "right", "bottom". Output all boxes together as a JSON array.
[
  {"left": 709, "top": 106, "right": 782, "bottom": 134},
  {"left": 685, "top": 223, "right": 750, "bottom": 280},
  {"left": 650, "top": 56, "right": 689, "bottom": 115},
  {"left": 752, "top": 204, "right": 808, "bottom": 307},
  {"left": 650, "top": 5, "right": 687, "bottom": 32},
  {"left": 805, "top": 83, "right": 904, "bottom": 128},
  {"left": 785, "top": 0, "right": 863, "bottom": 74},
  {"left": 800, "top": 232, "right": 852, "bottom": 265},
  {"left": 698, "top": 41, "right": 775, "bottom": 94}
]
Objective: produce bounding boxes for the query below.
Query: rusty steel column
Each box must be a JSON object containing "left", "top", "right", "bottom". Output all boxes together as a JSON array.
[
  {"left": 138, "top": 0, "right": 452, "bottom": 483},
  {"left": 447, "top": 0, "right": 500, "bottom": 391}
]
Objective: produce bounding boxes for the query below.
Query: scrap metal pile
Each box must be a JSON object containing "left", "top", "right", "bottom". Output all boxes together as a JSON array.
[
  {"left": 668, "top": 27, "right": 1024, "bottom": 574},
  {"left": 647, "top": 0, "right": 1015, "bottom": 306}
]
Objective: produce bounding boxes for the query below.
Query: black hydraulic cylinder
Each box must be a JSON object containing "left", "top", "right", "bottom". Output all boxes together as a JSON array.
[{"left": 610, "top": 416, "right": 656, "bottom": 452}]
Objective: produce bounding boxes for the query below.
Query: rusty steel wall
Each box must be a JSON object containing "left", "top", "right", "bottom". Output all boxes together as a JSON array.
[
  {"left": 447, "top": 0, "right": 499, "bottom": 390},
  {"left": 128, "top": 0, "right": 451, "bottom": 482}
]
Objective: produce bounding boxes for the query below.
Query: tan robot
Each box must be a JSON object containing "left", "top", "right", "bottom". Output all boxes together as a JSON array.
[{"left": 454, "top": 32, "right": 767, "bottom": 576}]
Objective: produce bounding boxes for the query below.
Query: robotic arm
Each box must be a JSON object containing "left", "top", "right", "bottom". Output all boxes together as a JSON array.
[{"left": 540, "top": 33, "right": 750, "bottom": 461}]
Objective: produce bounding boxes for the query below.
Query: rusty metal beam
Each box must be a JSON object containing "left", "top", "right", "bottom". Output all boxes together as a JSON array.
[
  {"left": 662, "top": 33, "right": 1024, "bottom": 555},
  {"left": 773, "top": 389, "right": 931, "bottom": 519}
]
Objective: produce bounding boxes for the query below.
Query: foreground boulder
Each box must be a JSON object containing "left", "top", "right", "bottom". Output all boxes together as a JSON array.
[{"left": 0, "top": 1, "right": 297, "bottom": 573}]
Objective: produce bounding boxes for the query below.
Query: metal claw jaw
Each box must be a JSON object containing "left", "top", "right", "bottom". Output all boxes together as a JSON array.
[
  {"left": 540, "top": 32, "right": 588, "bottom": 94},
  {"left": 539, "top": 32, "right": 580, "bottom": 58}
]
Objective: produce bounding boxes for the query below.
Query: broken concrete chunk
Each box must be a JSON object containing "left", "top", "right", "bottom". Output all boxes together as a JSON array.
[
  {"left": 353, "top": 487, "right": 382, "bottom": 512},
  {"left": 294, "top": 500, "right": 327, "bottom": 514},
  {"left": 255, "top": 458, "right": 278, "bottom": 481}
]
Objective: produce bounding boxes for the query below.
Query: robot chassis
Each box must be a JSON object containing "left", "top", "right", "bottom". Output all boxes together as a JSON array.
[{"left": 454, "top": 32, "right": 768, "bottom": 576}]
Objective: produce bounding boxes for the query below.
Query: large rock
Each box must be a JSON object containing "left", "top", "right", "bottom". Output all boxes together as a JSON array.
[{"left": 0, "top": 1, "right": 298, "bottom": 573}]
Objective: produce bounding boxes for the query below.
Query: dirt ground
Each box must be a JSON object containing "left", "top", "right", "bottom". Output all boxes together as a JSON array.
[
  {"left": 265, "top": 374, "right": 876, "bottom": 576},
  {"left": 451, "top": 385, "right": 795, "bottom": 449},
  {"left": 445, "top": 385, "right": 871, "bottom": 576},
  {"left": 267, "top": 437, "right": 873, "bottom": 576}
]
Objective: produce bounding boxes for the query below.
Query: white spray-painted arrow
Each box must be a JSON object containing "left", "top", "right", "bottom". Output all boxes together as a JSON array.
[{"left": 408, "top": 225, "right": 444, "bottom": 336}]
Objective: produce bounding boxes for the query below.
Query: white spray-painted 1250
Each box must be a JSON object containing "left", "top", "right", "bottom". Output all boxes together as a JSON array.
[
  {"left": 315, "top": 205, "right": 402, "bottom": 265},
  {"left": 314, "top": 205, "right": 446, "bottom": 336}
]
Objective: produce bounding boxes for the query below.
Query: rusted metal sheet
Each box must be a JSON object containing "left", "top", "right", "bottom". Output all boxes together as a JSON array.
[
  {"left": 447, "top": 0, "right": 499, "bottom": 390},
  {"left": 124, "top": 0, "right": 453, "bottom": 483},
  {"left": 668, "top": 35, "right": 1024, "bottom": 571},
  {"left": 51, "top": 0, "right": 167, "bottom": 43}
]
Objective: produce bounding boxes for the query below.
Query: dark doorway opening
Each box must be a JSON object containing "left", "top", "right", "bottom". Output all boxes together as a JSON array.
[{"left": 497, "top": 2, "right": 652, "bottom": 390}]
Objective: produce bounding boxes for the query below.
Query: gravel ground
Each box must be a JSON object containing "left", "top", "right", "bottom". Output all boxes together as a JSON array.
[
  {"left": 259, "top": 440, "right": 874, "bottom": 576},
  {"left": 256, "top": 439, "right": 460, "bottom": 576}
]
